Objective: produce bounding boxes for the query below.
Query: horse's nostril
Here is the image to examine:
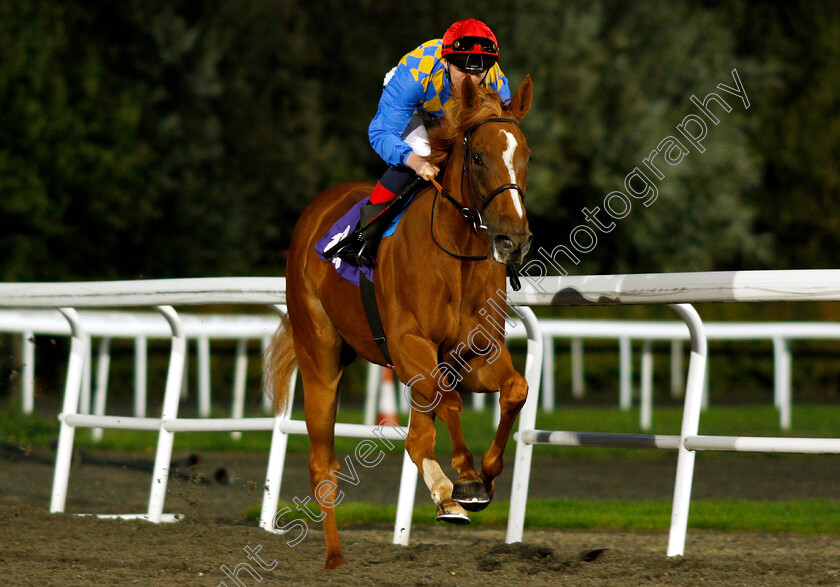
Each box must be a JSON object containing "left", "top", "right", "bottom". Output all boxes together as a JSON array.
[
  {"left": 495, "top": 235, "right": 514, "bottom": 252},
  {"left": 522, "top": 237, "right": 532, "bottom": 256}
]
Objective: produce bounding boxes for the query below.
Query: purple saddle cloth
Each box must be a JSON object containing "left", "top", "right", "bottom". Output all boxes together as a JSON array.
[{"left": 314, "top": 197, "right": 407, "bottom": 286}]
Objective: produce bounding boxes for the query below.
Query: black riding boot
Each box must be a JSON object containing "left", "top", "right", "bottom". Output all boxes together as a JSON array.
[{"left": 333, "top": 200, "right": 393, "bottom": 268}]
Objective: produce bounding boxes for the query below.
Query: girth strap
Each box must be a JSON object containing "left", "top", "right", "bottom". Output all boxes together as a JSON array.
[{"left": 359, "top": 273, "right": 393, "bottom": 367}]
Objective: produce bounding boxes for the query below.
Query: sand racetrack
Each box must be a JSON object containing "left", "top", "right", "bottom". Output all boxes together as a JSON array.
[{"left": 2, "top": 449, "right": 840, "bottom": 586}]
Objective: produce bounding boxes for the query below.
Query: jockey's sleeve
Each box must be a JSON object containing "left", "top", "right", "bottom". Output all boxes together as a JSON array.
[
  {"left": 368, "top": 65, "right": 427, "bottom": 168},
  {"left": 496, "top": 71, "right": 512, "bottom": 104}
]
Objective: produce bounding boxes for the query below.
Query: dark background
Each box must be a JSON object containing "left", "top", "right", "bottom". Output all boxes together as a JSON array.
[
  {"left": 3, "top": 1, "right": 838, "bottom": 281},
  {"left": 3, "top": 1, "right": 840, "bottom": 404}
]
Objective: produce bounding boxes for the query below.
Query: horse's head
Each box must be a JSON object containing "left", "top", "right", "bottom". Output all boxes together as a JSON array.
[{"left": 430, "top": 75, "right": 534, "bottom": 265}]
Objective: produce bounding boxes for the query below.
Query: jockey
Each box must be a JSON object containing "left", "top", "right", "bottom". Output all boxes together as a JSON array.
[{"left": 337, "top": 18, "right": 511, "bottom": 267}]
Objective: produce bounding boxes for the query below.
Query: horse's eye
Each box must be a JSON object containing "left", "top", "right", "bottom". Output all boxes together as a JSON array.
[{"left": 472, "top": 153, "right": 483, "bottom": 166}]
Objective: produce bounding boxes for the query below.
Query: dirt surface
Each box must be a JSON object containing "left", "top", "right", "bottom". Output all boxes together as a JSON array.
[{"left": 2, "top": 449, "right": 840, "bottom": 585}]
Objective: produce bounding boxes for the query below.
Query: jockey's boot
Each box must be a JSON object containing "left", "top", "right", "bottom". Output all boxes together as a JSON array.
[
  {"left": 335, "top": 200, "right": 393, "bottom": 268},
  {"left": 328, "top": 176, "right": 423, "bottom": 267}
]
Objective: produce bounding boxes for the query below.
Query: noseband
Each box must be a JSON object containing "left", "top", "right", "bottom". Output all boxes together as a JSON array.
[{"left": 432, "top": 117, "right": 526, "bottom": 261}]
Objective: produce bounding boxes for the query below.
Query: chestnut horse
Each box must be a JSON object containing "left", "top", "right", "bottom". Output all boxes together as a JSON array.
[{"left": 266, "top": 75, "right": 533, "bottom": 569}]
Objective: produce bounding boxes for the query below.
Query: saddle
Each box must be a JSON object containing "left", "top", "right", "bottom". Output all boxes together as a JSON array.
[
  {"left": 322, "top": 177, "right": 424, "bottom": 268},
  {"left": 318, "top": 177, "right": 425, "bottom": 366}
]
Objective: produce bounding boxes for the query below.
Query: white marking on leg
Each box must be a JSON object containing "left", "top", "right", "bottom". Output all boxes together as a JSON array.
[
  {"left": 422, "top": 458, "right": 453, "bottom": 505},
  {"left": 500, "top": 130, "right": 524, "bottom": 219}
]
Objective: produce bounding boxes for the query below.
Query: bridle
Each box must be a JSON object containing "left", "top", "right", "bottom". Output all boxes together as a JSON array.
[{"left": 430, "top": 117, "right": 525, "bottom": 262}]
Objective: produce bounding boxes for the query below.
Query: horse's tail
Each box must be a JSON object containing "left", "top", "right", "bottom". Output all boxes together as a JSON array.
[{"left": 264, "top": 314, "right": 297, "bottom": 416}]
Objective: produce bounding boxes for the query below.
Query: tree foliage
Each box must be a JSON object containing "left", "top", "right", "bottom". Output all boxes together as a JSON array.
[
  {"left": 0, "top": 1, "right": 152, "bottom": 280},
  {"left": 0, "top": 1, "right": 837, "bottom": 280},
  {"left": 500, "top": 0, "right": 768, "bottom": 273}
]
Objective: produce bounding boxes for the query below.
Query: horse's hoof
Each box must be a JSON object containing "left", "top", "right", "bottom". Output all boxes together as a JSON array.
[
  {"left": 452, "top": 480, "right": 491, "bottom": 512},
  {"left": 436, "top": 499, "right": 471, "bottom": 525},
  {"left": 483, "top": 478, "right": 496, "bottom": 500},
  {"left": 325, "top": 554, "right": 348, "bottom": 570}
]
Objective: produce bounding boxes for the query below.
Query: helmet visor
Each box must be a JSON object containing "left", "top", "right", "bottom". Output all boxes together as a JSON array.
[{"left": 447, "top": 52, "right": 495, "bottom": 73}]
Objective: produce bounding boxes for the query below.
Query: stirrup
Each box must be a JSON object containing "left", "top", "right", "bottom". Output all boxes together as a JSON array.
[
  {"left": 330, "top": 235, "right": 375, "bottom": 268},
  {"left": 323, "top": 230, "right": 360, "bottom": 259},
  {"left": 331, "top": 238, "right": 363, "bottom": 265},
  {"left": 351, "top": 243, "right": 374, "bottom": 268}
]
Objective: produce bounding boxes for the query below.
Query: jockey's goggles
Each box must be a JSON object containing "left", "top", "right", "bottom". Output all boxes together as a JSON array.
[{"left": 443, "top": 36, "right": 498, "bottom": 55}]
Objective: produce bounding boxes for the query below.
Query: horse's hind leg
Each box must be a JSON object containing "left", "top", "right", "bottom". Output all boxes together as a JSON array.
[{"left": 291, "top": 307, "right": 349, "bottom": 570}]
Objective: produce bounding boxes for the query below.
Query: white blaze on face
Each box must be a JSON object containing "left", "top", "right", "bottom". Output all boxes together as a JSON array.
[{"left": 500, "top": 130, "right": 524, "bottom": 219}]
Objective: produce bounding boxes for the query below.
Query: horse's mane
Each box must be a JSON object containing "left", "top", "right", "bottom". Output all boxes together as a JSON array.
[{"left": 427, "top": 83, "right": 506, "bottom": 168}]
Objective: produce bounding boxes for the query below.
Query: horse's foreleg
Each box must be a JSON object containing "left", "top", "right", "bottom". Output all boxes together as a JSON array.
[
  {"left": 396, "top": 339, "right": 470, "bottom": 524},
  {"left": 433, "top": 390, "right": 490, "bottom": 511},
  {"left": 405, "top": 398, "right": 471, "bottom": 524},
  {"left": 480, "top": 370, "right": 528, "bottom": 498}
]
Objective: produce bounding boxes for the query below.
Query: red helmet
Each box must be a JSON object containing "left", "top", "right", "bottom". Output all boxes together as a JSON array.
[{"left": 441, "top": 18, "right": 499, "bottom": 72}]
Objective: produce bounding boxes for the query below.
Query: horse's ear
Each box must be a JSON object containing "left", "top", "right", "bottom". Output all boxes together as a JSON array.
[
  {"left": 507, "top": 74, "right": 533, "bottom": 120},
  {"left": 461, "top": 75, "right": 480, "bottom": 110}
]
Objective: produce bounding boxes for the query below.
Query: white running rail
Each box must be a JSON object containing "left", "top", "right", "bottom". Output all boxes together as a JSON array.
[
  {"left": 0, "top": 277, "right": 543, "bottom": 549},
  {"left": 509, "top": 319, "right": 840, "bottom": 429},
  {"left": 505, "top": 269, "right": 840, "bottom": 557},
  {"left": 5, "top": 270, "right": 840, "bottom": 557}
]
